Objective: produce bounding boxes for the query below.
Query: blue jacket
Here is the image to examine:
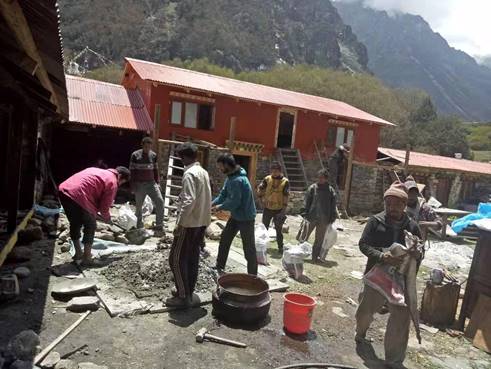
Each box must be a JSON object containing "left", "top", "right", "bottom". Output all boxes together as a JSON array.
[{"left": 212, "top": 167, "right": 256, "bottom": 221}]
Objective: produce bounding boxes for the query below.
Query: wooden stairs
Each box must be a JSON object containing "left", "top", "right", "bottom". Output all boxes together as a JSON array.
[{"left": 277, "top": 148, "right": 308, "bottom": 191}]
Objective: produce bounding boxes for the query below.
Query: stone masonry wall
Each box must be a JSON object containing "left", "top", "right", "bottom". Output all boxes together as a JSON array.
[{"left": 348, "top": 164, "right": 387, "bottom": 216}]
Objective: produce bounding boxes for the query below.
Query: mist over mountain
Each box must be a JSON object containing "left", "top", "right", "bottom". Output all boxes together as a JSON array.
[{"left": 336, "top": 0, "right": 491, "bottom": 121}]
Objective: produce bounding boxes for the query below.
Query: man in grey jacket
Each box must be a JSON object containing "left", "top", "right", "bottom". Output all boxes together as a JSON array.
[{"left": 166, "top": 143, "right": 212, "bottom": 307}]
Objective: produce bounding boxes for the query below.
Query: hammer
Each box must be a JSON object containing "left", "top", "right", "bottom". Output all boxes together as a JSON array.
[{"left": 195, "top": 328, "right": 247, "bottom": 348}]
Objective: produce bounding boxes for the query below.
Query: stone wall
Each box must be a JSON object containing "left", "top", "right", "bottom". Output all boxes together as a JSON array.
[
  {"left": 206, "top": 148, "right": 228, "bottom": 196},
  {"left": 348, "top": 163, "right": 387, "bottom": 216}
]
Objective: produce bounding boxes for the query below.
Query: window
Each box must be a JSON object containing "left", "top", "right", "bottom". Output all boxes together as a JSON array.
[
  {"left": 328, "top": 126, "right": 354, "bottom": 147},
  {"left": 171, "top": 102, "right": 182, "bottom": 125},
  {"left": 184, "top": 102, "right": 197, "bottom": 128},
  {"left": 170, "top": 100, "right": 214, "bottom": 130}
]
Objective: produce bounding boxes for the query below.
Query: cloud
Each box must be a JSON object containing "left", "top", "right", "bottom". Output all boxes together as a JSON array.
[{"left": 334, "top": 0, "right": 491, "bottom": 56}]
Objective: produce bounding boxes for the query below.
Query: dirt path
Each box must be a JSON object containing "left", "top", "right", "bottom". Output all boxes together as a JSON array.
[{"left": 1, "top": 217, "right": 489, "bottom": 369}]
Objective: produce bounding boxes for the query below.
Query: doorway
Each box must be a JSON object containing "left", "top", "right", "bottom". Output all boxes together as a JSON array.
[
  {"left": 276, "top": 111, "right": 295, "bottom": 148},
  {"left": 233, "top": 154, "right": 251, "bottom": 176}
]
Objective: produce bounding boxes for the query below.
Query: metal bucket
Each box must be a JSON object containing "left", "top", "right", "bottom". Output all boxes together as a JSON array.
[{"left": 212, "top": 273, "right": 271, "bottom": 325}]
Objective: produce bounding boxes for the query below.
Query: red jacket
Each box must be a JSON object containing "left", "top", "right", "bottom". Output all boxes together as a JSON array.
[{"left": 59, "top": 167, "right": 118, "bottom": 222}]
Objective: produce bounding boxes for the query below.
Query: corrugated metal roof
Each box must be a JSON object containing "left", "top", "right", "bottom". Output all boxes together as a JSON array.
[
  {"left": 125, "top": 58, "right": 393, "bottom": 126},
  {"left": 379, "top": 147, "right": 491, "bottom": 176},
  {"left": 66, "top": 75, "right": 153, "bottom": 131}
]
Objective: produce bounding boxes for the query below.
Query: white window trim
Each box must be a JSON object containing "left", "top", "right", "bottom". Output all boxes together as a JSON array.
[{"left": 274, "top": 108, "right": 298, "bottom": 149}]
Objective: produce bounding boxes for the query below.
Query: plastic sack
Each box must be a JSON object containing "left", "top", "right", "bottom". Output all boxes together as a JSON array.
[
  {"left": 142, "top": 196, "right": 154, "bottom": 217},
  {"left": 284, "top": 242, "right": 312, "bottom": 259},
  {"left": 282, "top": 251, "right": 304, "bottom": 280},
  {"left": 35, "top": 204, "right": 61, "bottom": 217},
  {"left": 364, "top": 263, "right": 406, "bottom": 306},
  {"left": 255, "top": 224, "right": 269, "bottom": 265},
  {"left": 116, "top": 203, "right": 137, "bottom": 230},
  {"left": 319, "top": 223, "right": 337, "bottom": 261}
]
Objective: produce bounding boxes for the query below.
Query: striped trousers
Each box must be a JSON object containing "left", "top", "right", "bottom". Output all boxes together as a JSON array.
[{"left": 169, "top": 226, "right": 207, "bottom": 299}]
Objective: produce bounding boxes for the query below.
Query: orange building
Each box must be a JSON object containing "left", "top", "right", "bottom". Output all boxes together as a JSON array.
[{"left": 121, "top": 58, "right": 393, "bottom": 189}]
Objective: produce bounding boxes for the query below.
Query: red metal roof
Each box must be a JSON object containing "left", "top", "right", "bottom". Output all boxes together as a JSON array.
[
  {"left": 66, "top": 75, "right": 153, "bottom": 131},
  {"left": 125, "top": 58, "right": 393, "bottom": 126},
  {"left": 379, "top": 147, "right": 491, "bottom": 176}
]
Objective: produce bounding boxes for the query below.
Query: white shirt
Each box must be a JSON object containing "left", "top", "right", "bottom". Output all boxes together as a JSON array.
[{"left": 176, "top": 162, "right": 212, "bottom": 228}]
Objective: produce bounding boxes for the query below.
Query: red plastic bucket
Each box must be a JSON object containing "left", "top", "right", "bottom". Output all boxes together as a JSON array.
[{"left": 283, "top": 293, "right": 317, "bottom": 334}]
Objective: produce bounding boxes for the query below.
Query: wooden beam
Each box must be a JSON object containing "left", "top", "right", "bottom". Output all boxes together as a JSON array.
[
  {"left": 6, "top": 105, "right": 23, "bottom": 233},
  {"left": 0, "top": 208, "right": 33, "bottom": 267},
  {"left": 0, "top": 0, "right": 59, "bottom": 111},
  {"left": 404, "top": 145, "right": 411, "bottom": 176},
  {"left": 153, "top": 104, "right": 161, "bottom": 151},
  {"left": 343, "top": 139, "right": 355, "bottom": 213},
  {"left": 228, "top": 116, "right": 236, "bottom": 150}
]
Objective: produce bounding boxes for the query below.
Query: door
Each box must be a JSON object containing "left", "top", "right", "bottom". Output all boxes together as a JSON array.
[{"left": 276, "top": 111, "right": 295, "bottom": 148}]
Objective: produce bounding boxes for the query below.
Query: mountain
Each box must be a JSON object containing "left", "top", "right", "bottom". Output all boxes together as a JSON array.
[
  {"left": 59, "top": 0, "right": 368, "bottom": 73},
  {"left": 335, "top": 1, "right": 491, "bottom": 122},
  {"left": 476, "top": 56, "right": 491, "bottom": 69}
]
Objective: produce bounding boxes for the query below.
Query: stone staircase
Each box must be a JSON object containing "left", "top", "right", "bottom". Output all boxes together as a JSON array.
[{"left": 277, "top": 148, "right": 308, "bottom": 191}]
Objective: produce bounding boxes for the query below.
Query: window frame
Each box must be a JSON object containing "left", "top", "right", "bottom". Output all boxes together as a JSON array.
[
  {"left": 169, "top": 98, "right": 215, "bottom": 131},
  {"left": 328, "top": 125, "right": 355, "bottom": 148}
]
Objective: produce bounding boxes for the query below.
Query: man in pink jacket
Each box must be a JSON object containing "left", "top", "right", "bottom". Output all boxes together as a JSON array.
[{"left": 59, "top": 166, "right": 130, "bottom": 266}]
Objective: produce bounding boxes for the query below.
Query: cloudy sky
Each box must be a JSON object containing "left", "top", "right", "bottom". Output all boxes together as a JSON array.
[{"left": 336, "top": 0, "right": 491, "bottom": 57}]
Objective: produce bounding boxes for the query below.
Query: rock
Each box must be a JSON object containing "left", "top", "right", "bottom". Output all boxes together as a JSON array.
[
  {"left": 51, "top": 278, "right": 97, "bottom": 296},
  {"left": 95, "top": 222, "right": 110, "bottom": 232},
  {"left": 66, "top": 296, "right": 99, "bottom": 312},
  {"left": 40, "top": 351, "right": 61, "bottom": 368},
  {"left": 17, "top": 226, "right": 44, "bottom": 244},
  {"left": 205, "top": 222, "right": 223, "bottom": 240},
  {"left": 41, "top": 199, "right": 59, "bottom": 209},
  {"left": 78, "top": 363, "right": 109, "bottom": 369},
  {"left": 125, "top": 229, "right": 150, "bottom": 245},
  {"left": 95, "top": 231, "right": 115, "bottom": 242},
  {"left": 54, "top": 359, "right": 78, "bottom": 369},
  {"left": 109, "top": 225, "right": 123, "bottom": 235},
  {"left": 6, "top": 330, "right": 40, "bottom": 361},
  {"left": 13, "top": 267, "right": 31, "bottom": 279},
  {"left": 115, "top": 236, "right": 129, "bottom": 244},
  {"left": 58, "top": 230, "right": 69, "bottom": 243},
  {"left": 7, "top": 246, "right": 33, "bottom": 262},
  {"left": 11, "top": 360, "right": 36, "bottom": 369}
]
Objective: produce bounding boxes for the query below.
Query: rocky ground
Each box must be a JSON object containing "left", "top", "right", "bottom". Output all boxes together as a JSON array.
[{"left": 0, "top": 208, "right": 489, "bottom": 369}]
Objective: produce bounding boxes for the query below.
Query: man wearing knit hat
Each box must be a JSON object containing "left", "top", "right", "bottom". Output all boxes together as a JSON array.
[
  {"left": 355, "top": 181, "right": 421, "bottom": 368},
  {"left": 404, "top": 175, "right": 442, "bottom": 240}
]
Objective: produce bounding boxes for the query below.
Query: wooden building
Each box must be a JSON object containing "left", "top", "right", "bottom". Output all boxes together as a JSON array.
[
  {"left": 121, "top": 58, "right": 393, "bottom": 189},
  {"left": 0, "top": 0, "right": 68, "bottom": 264},
  {"left": 51, "top": 75, "right": 153, "bottom": 183}
]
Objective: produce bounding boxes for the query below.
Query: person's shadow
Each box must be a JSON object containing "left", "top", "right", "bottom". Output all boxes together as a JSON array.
[
  {"left": 168, "top": 307, "right": 208, "bottom": 328},
  {"left": 356, "top": 341, "right": 388, "bottom": 369}
]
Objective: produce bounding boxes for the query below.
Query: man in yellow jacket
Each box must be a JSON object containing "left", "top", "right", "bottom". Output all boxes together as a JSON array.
[{"left": 257, "top": 162, "right": 289, "bottom": 253}]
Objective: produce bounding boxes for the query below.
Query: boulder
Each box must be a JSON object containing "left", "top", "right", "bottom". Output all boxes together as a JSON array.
[
  {"left": 95, "top": 231, "right": 115, "bottom": 242},
  {"left": 95, "top": 222, "right": 110, "bottom": 232},
  {"left": 6, "top": 330, "right": 40, "bottom": 362},
  {"left": 7, "top": 247, "right": 32, "bottom": 262},
  {"left": 66, "top": 296, "right": 99, "bottom": 312},
  {"left": 78, "top": 363, "right": 109, "bottom": 369},
  {"left": 54, "top": 359, "right": 78, "bottom": 369},
  {"left": 40, "top": 351, "right": 61, "bottom": 368},
  {"left": 17, "top": 227, "right": 44, "bottom": 244},
  {"left": 13, "top": 267, "right": 31, "bottom": 279},
  {"left": 205, "top": 222, "right": 223, "bottom": 240}
]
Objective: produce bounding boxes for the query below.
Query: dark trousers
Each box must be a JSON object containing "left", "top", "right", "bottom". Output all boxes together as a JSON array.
[
  {"left": 59, "top": 193, "right": 96, "bottom": 244},
  {"left": 216, "top": 218, "right": 258, "bottom": 275},
  {"left": 262, "top": 208, "right": 286, "bottom": 250},
  {"left": 306, "top": 220, "right": 329, "bottom": 260},
  {"left": 169, "top": 226, "right": 206, "bottom": 299}
]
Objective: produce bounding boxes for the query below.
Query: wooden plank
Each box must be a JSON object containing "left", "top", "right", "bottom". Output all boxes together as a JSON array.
[
  {"left": 152, "top": 104, "right": 161, "bottom": 151},
  {"left": 473, "top": 312, "right": 491, "bottom": 353},
  {"left": 343, "top": 140, "right": 355, "bottom": 212},
  {"left": 465, "top": 294, "right": 491, "bottom": 340},
  {"left": 0, "top": 208, "right": 34, "bottom": 267},
  {"left": 228, "top": 117, "right": 236, "bottom": 149},
  {"left": 404, "top": 145, "right": 411, "bottom": 175},
  {"left": 0, "top": 0, "right": 60, "bottom": 111}
]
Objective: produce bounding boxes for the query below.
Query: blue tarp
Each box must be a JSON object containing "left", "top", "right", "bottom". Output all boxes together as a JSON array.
[{"left": 451, "top": 203, "right": 491, "bottom": 233}]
